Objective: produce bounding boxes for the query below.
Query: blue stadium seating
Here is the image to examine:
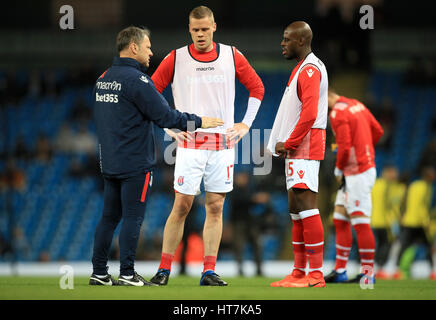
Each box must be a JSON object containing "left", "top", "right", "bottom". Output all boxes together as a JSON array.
[{"left": 1, "top": 70, "right": 435, "bottom": 263}]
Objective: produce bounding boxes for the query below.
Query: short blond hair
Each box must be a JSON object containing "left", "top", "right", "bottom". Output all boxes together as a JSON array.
[{"left": 189, "top": 6, "right": 214, "bottom": 22}]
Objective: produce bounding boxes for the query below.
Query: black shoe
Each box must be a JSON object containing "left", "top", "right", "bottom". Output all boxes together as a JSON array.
[
  {"left": 347, "top": 273, "right": 375, "bottom": 284},
  {"left": 89, "top": 273, "right": 117, "bottom": 286},
  {"left": 118, "top": 271, "right": 157, "bottom": 286},
  {"left": 324, "top": 270, "right": 348, "bottom": 283},
  {"left": 200, "top": 271, "right": 228, "bottom": 286},
  {"left": 150, "top": 269, "right": 170, "bottom": 286}
]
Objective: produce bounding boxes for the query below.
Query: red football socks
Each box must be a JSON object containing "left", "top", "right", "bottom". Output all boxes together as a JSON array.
[
  {"left": 159, "top": 252, "right": 174, "bottom": 271},
  {"left": 300, "top": 209, "right": 324, "bottom": 274},
  {"left": 291, "top": 213, "right": 306, "bottom": 271},
  {"left": 352, "top": 220, "right": 375, "bottom": 275},
  {"left": 333, "top": 213, "right": 352, "bottom": 272},
  {"left": 203, "top": 255, "right": 217, "bottom": 273}
]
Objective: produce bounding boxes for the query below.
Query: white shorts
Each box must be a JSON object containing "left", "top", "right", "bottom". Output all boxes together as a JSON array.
[
  {"left": 174, "top": 147, "right": 235, "bottom": 195},
  {"left": 285, "top": 159, "right": 320, "bottom": 193},
  {"left": 334, "top": 167, "right": 376, "bottom": 216}
]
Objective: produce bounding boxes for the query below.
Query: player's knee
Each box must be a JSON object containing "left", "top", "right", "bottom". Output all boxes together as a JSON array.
[
  {"left": 171, "top": 202, "right": 192, "bottom": 219},
  {"left": 205, "top": 201, "right": 224, "bottom": 217},
  {"left": 172, "top": 193, "right": 194, "bottom": 215}
]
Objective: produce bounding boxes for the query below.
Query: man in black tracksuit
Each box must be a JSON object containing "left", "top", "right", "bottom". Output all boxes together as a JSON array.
[{"left": 89, "top": 26, "right": 223, "bottom": 286}]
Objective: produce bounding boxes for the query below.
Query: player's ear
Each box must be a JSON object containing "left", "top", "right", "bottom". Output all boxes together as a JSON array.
[
  {"left": 213, "top": 22, "right": 217, "bottom": 32},
  {"left": 130, "top": 42, "right": 138, "bottom": 55},
  {"left": 298, "top": 37, "right": 304, "bottom": 46}
]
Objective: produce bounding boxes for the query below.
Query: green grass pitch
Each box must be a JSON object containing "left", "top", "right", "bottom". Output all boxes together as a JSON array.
[{"left": 0, "top": 276, "right": 435, "bottom": 300}]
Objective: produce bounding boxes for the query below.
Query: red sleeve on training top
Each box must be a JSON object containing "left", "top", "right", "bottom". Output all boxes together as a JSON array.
[
  {"left": 330, "top": 108, "right": 352, "bottom": 170},
  {"left": 284, "top": 64, "right": 321, "bottom": 150},
  {"left": 151, "top": 50, "right": 175, "bottom": 94},
  {"left": 233, "top": 48, "right": 265, "bottom": 101},
  {"left": 365, "top": 108, "right": 384, "bottom": 146}
]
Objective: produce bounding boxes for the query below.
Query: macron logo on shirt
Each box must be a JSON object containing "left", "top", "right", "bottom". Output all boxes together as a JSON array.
[
  {"left": 139, "top": 75, "right": 149, "bottom": 83},
  {"left": 306, "top": 68, "right": 314, "bottom": 78}
]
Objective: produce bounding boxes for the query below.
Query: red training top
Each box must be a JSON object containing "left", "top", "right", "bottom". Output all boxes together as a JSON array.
[
  {"left": 283, "top": 59, "right": 325, "bottom": 160},
  {"left": 329, "top": 96, "right": 384, "bottom": 176}
]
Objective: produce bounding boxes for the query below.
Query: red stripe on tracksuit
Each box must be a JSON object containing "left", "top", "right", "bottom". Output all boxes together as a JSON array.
[{"left": 140, "top": 172, "right": 151, "bottom": 202}]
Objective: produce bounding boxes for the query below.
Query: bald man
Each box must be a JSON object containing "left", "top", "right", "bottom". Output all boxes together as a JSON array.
[{"left": 267, "top": 22, "right": 328, "bottom": 287}]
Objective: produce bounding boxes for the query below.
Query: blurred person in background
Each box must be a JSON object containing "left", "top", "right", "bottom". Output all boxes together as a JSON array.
[
  {"left": 70, "top": 97, "right": 93, "bottom": 124},
  {"left": 0, "top": 158, "right": 27, "bottom": 192},
  {"left": 13, "top": 136, "right": 31, "bottom": 161},
  {"left": 268, "top": 21, "right": 328, "bottom": 288},
  {"left": 12, "top": 227, "right": 30, "bottom": 260},
  {"left": 149, "top": 5, "right": 264, "bottom": 287},
  {"left": 89, "top": 26, "right": 223, "bottom": 287},
  {"left": 54, "top": 123, "right": 76, "bottom": 154},
  {"left": 324, "top": 89, "right": 384, "bottom": 284},
  {"left": 0, "top": 232, "right": 12, "bottom": 258},
  {"left": 71, "top": 123, "right": 97, "bottom": 155},
  {"left": 229, "top": 171, "right": 264, "bottom": 277},
  {"left": 394, "top": 166, "right": 436, "bottom": 280},
  {"left": 371, "top": 165, "right": 406, "bottom": 279},
  {"left": 418, "top": 138, "right": 436, "bottom": 173},
  {"left": 34, "top": 134, "right": 53, "bottom": 164}
]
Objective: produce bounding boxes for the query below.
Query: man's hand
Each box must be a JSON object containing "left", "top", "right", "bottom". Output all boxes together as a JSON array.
[
  {"left": 165, "top": 129, "right": 194, "bottom": 143},
  {"left": 275, "top": 142, "right": 287, "bottom": 157},
  {"left": 334, "top": 167, "right": 343, "bottom": 184},
  {"left": 201, "top": 117, "right": 224, "bottom": 129},
  {"left": 226, "top": 122, "right": 249, "bottom": 144}
]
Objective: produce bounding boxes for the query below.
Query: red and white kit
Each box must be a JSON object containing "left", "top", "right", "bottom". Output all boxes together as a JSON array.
[
  {"left": 267, "top": 52, "right": 328, "bottom": 192},
  {"left": 330, "top": 96, "right": 384, "bottom": 217},
  {"left": 152, "top": 42, "right": 264, "bottom": 195},
  {"left": 267, "top": 52, "right": 328, "bottom": 284},
  {"left": 330, "top": 96, "right": 383, "bottom": 276}
]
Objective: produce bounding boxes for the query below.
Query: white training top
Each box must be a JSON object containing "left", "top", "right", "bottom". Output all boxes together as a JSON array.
[
  {"left": 267, "top": 52, "right": 328, "bottom": 156},
  {"left": 171, "top": 43, "right": 236, "bottom": 134}
]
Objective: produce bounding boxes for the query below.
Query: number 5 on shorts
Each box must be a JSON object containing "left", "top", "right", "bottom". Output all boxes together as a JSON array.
[{"left": 287, "top": 161, "right": 293, "bottom": 177}]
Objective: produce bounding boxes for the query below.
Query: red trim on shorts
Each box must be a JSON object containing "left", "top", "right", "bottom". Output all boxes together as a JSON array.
[
  {"left": 140, "top": 172, "right": 151, "bottom": 202},
  {"left": 292, "top": 183, "right": 309, "bottom": 189},
  {"left": 178, "top": 132, "right": 234, "bottom": 150},
  {"left": 350, "top": 211, "right": 366, "bottom": 217}
]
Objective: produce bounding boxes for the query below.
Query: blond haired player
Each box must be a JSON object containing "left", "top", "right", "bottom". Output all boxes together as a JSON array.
[{"left": 149, "top": 6, "right": 264, "bottom": 286}]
